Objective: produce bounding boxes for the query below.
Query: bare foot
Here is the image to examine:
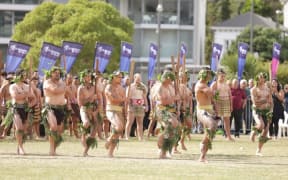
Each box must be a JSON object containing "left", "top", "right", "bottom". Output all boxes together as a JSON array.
[
  {"left": 256, "top": 152, "right": 263, "bottom": 156},
  {"left": 181, "top": 143, "right": 187, "bottom": 151},
  {"left": 159, "top": 154, "right": 168, "bottom": 159},
  {"left": 107, "top": 153, "right": 114, "bottom": 158},
  {"left": 199, "top": 158, "right": 208, "bottom": 163},
  {"left": 173, "top": 149, "right": 181, "bottom": 154},
  {"left": 18, "top": 147, "right": 26, "bottom": 155},
  {"left": 49, "top": 151, "right": 56, "bottom": 156},
  {"left": 250, "top": 132, "right": 256, "bottom": 142},
  {"left": 226, "top": 137, "right": 235, "bottom": 142},
  {"left": 83, "top": 152, "right": 89, "bottom": 157},
  {"left": 105, "top": 141, "right": 110, "bottom": 150}
]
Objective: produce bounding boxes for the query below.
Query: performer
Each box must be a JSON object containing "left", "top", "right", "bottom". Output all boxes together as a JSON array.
[
  {"left": 125, "top": 73, "right": 148, "bottom": 141},
  {"left": 155, "top": 70, "right": 180, "bottom": 159},
  {"left": 101, "top": 78, "right": 110, "bottom": 139},
  {"left": 42, "top": 67, "right": 69, "bottom": 156},
  {"left": 95, "top": 72, "right": 105, "bottom": 140},
  {"left": 104, "top": 71, "right": 126, "bottom": 157},
  {"left": 0, "top": 73, "right": 13, "bottom": 138},
  {"left": 250, "top": 72, "right": 273, "bottom": 156},
  {"left": 195, "top": 67, "right": 221, "bottom": 162},
  {"left": 77, "top": 69, "right": 99, "bottom": 156},
  {"left": 8, "top": 69, "right": 34, "bottom": 155},
  {"left": 66, "top": 73, "right": 80, "bottom": 138},
  {"left": 175, "top": 70, "right": 193, "bottom": 151},
  {"left": 147, "top": 80, "right": 159, "bottom": 139},
  {"left": 30, "top": 76, "right": 42, "bottom": 139},
  {"left": 211, "top": 69, "right": 233, "bottom": 141}
]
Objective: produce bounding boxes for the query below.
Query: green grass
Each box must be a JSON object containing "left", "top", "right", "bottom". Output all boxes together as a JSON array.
[{"left": 0, "top": 133, "right": 288, "bottom": 180}]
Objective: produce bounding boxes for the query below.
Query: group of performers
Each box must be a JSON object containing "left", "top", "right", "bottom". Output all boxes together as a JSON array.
[{"left": 0, "top": 65, "right": 274, "bottom": 162}]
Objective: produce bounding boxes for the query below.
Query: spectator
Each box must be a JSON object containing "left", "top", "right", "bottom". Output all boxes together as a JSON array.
[
  {"left": 269, "top": 79, "right": 284, "bottom": 140},
  {"left": 283, "top": 84, "right": 288, "bottom": 113},
  {"left": 230, "top": 79, "right": 247, "bottom": 138}
]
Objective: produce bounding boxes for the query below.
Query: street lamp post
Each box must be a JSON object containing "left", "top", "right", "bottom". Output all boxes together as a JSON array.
[
  {"left": 156, "top": 0, "right": 163, "bottom": 75},
  {"left": 250, "top": 0, "right": 254, "bottom": 53},
  {"left": 276, "top": 10, "right": 282, "bottom": 29}
]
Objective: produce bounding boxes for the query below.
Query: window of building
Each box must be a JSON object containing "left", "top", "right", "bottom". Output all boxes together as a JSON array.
[
  {"left": 14, "top": 0, "right": 41, "bottom": 4},
  {"left": 160, "top": 29, "right": 177, "bottom": 57},
  {"left": 132, "top": 29, "right": 142, "bottom": 57},
  {"left": 0, "top": 11, "right": 12, "bottom": 37},
  {"left": 179, "top": 30, "right": 193, "bottom": 59},
  {"left": 180, "top": 0, "right": 194, "bottom": 25},
  {"left": 107, "top": 0, "right": 120, "bottom": 9},
  {"left": 162, "top": 0, "right": 177, "bottom": 24},
  {"left": 128, "top": 0, "right": 142, "bottom": 24},
  {"left": 0, "top": 0, "right": 12, "bottom": 3},
  {"left": 141, "top": 29, "right": 158, "bottom": 57},
  {"left": 15, "top": 11, "right": 27, "bottom": 25},
  {"left": 0, "top": 44, "right": 7, "bottom": 64}
]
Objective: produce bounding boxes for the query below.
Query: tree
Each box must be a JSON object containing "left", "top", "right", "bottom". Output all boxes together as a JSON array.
[
  {"left": 227, "top": 26, "right": 288, "bottom": 62},
  {"left": 240, "top": 0, "right": 282, "bottom": 22},
  {"left": 221, "top": 26, "right": 288, "bottom": 83},
  {"left": 12, "top": 0, "right": 134, "bottom": 73},
  {"left": 206, "top": 0, "right": 232, "bottom": 64}
]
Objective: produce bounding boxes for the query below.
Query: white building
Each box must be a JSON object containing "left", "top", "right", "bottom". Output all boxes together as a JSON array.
[
  {"left": 0, "top": 0, "right": 207, "bottom": 79},
  {"left": 282, "top": 0, "right": 288, "bottom": 28}
]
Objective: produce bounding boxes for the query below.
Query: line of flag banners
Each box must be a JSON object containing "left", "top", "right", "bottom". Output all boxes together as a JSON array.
[{"left": 4, "top": 40, "right": 281, "bottom": 80}]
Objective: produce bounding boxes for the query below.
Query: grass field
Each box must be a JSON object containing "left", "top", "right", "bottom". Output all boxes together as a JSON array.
[{"left": 0, "top": 133, "right": 288, "bottom": 180}]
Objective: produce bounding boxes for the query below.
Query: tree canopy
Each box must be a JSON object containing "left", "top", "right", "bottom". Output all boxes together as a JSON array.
[
  {"left": 240, "top": 0, "right": 282, "bottom": 23},
  {"left": 12, "top": 0, "right": 134, "bottom": 73},
  {"left": 221, "top": 26, "right": 288, "bottom": 84},
  {"left": 227, "top": 26, "right": 288, "bottom": 62}
]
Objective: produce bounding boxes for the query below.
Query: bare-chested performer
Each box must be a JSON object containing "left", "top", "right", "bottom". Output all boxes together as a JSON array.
[
  {"left": 250, "top": 72, "right": 273, "bottom": 156},
  {"left": 0, "top": 73, "right": 13, "bottom": 138},
  {"left": 211, "top": 69, "right": 233, "bottom": 141},
  {"left": 95, "top": 73, "right": 105, "bottom": 140},
  {"left": 195, "top": 67, "right": 221, "bottom": 162},
  {"left": 174, "top": 70, "right": 193, "bottom": 152},
  {"left": 30, "top": 76, "right": 42, "bottom": 139},
  {"left": 125, "top": 73, "right": 148, "bottom": 141},
  {"left": 77, "top": 69, "right": 99, "bottom": 156},
  {"left": 155, "top": 71, "right": 180, "bottom": 159},
  {"left": 42, "top": 67, "right": 69, "bottom": 156},
  {"left": 66, "top": 73, "right": 80, "bottom": 138},
  {"left": 104, "top": 71, "right": 126, "bottom": 157},
  {"left": 147, "top": 80, "right": 159, "bottom": 139},
  {"left": 8, "top": 69, "right": 34, "bottom": 155}
]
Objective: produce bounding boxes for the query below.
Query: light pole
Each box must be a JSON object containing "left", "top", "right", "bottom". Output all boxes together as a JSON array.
[
  {"left": 156, "top": 0, "right": 163, "bottom": 75},
  {"left": 276, "top": 10, "right": 282, "bottom": 29},
  {"left": 250, "top": 0, "right": 254, "bottom": 53}
]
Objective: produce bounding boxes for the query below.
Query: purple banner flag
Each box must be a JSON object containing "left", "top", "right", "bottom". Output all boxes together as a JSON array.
[
  {"left": 5, "top": 41, "right": 30, "bottom": 73},
  {"left": 119, "top": 41, "right": 133, "bottom": 72},
  {"left": 271, "top": 42, "right": 281, "bottom": 79},
  {"left": 94, "top": 42, "right": 113, "bottom": 73},
  {"left": 148, "top": 43, "right": 158, "bottom": 80},
  {"left": 237, "top": 42, "right": 249, "bottom": 80},
  {"left": 61, "top": 41, "right": 82, "bottom": 73},
  {"left": 180, "top": 43, "right": 187, "bottom": 65},
  {"left": 38, "top": 42, "right": 62, "bottom": 77},
  {"left": 210, "top": 43, "right": 222, "bottom": 72}
]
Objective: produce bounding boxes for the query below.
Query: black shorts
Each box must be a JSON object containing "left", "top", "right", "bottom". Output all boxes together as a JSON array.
[
  {"left": 51, "top": 107, "right": 66, "bottom": 125},
  {"left": 15, "top": 107, "right": 28, "bottom": 124}
]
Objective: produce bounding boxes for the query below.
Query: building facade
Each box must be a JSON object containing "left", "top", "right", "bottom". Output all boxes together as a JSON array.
[
  {"left": 0, "top": 0, "right": 42, "bottom": 59},
  {"left": 0, "top": 0, "right": 207, "bottom": 80},
  {"left": 283, "top": 0, "right": 288, "bottom": 28},
  {"left": 108, "top": 0, "right": 207, "bottom": 77}
]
